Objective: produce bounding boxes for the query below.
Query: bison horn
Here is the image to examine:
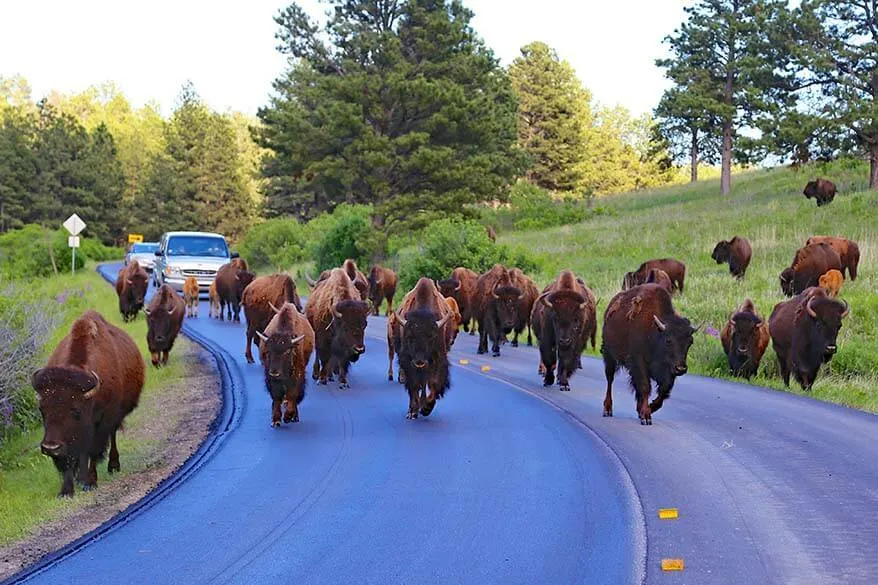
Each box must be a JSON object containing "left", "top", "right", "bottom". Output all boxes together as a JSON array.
[
  {"left": 126, "top": 279, "right": 133, "bottom": 285},
  {"left": 305, "top": 274, "right": 317, "bottom": 288},
  {"left": 436, "top": 313, "right": 452, "bottom": 329},
  {"left": 396, "top": 311, "right": 408, "bottom": 328},
  {"left": 806, "top": 298, "right": 818, "bottom": 319},
  {"left": 653, "top": 315, "right": 667, "bottom": 332},
  {"left": 143, "top": 308, "right": 151, "bottom": 316},
  {"left": 727, "top": 319, "right": 735, "bottom": 332},
  {"left": 491, "top": 284, "right": 500, "bottom": 299},
  {"left": 269, "top": 302, "right": 281, "bottom": 314},
  {"left": 692, "top": 321, "right": 704, "bottom": 333},
  {"left": 291, "top": 334, "right": 305, "bottom": 345},
  {"left": 454, "top": 281, "right": 461, "bottom": 291},
  {"left": 167, "top": 307, "right": 176, "bottom": 315},
  {"left": 579, "top": 300, "right": 588, "bottom": 310},
  {"left": 840, "top": 299, "right": 850, "bottom": 318},
  {"left": 331, "top": 303, "right": 343, "bottom": 320},
  {"left": 256, "top": 330, "right": 269, "bottom": 342},
  {"left": 538, "top": 292, "right": 553, "bottom": 309},
  {"left": 83, "top": 371, "right": 101, "bottom": 400}
]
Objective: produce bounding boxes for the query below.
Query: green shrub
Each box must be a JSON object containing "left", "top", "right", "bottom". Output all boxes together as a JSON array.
[
  {"left": 79, "top": 238, "right": 124, "bottom": 262},
  {"left": 310, "top": 204, "right": 380, "bottom": 272},
  {"left": 480, "top": 181, "right": 611, "bottom": 232},
  {"left": 238, "top": 218, "right": 308, "bottom": 270}
]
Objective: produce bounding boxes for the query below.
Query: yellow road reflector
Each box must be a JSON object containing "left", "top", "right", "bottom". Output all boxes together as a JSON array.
[
  {"left": 661, "top": 559, "right": 685, "bottom": 572},
  {"left": 480, "top": 365, "right": 491, "bottom": 372},
  {"left": 658, "top": 508, "right": 679, "bottom": 520},
  {"left": 459, "top": 359, "right": 470, "bottom": 365}
]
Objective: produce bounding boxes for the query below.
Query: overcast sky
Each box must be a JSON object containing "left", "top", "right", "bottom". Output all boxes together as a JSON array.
[{"left": 1, "top": 0, "right": 690, "bottom": 116}]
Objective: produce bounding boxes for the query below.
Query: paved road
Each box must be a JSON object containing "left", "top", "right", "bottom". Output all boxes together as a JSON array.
[{"left": 8, "top": 264, "right": 877, "bottom": 584}]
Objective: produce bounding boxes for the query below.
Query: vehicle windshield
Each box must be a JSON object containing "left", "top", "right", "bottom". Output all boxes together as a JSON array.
[
  {"left": 130, "top": 243, "right": 159, "bottom": 253},
  {"left": 166, "top": 236, "right": 229, "bottom": 258}
]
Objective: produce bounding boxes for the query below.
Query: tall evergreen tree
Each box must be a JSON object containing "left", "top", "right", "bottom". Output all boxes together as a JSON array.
[
  {"left": 654, "top": 86, "right": 720, "bottom": 182},
  {"left": 0, "top": 107, "right": 36, "bottom": 232},
  {"left": 509, "top": 42, "right": 588, "bottom": 192},
  {"left": 256, "top": 0, "right": 523, "bottom": 232}
]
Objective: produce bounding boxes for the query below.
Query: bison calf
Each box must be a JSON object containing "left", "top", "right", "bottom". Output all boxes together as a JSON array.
[
  {"left": 720, "top": 299, "right": 769, "bottom": 379},
  {"left": 368, "top": 265, "right": 398, "bottom": 316},
  {"left": 183, "top": 276, "right": 199, "bottom": 318},
  {"left": 712, "top": 236, "right": 752, "bottom": 279},
  {"left": 819, "top": 269, "right": 844, "bottom": 298},
  {"left": 145, "top": 284, "right": 185, "bottom": 367},
  {"left": 257, "top": 303, "right": 314, "bottom": 427}
]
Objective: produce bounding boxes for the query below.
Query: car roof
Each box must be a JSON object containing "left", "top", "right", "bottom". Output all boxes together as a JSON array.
[{"left": 162, "top": 231, "right": 226, "bottom": 239}]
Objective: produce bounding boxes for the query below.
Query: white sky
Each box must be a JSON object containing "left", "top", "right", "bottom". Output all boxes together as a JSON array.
[{"left": 1, "top": 0, "right": 690, "bottom": 116}]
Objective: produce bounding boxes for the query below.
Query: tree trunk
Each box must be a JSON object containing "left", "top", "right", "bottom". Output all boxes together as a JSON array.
[
  {"left": 870, "top": 142, "right": 878, "bottom": 189},
  {"left": 690, "top": 128, "right": 699, "bottom": 183},
  {"left": 721, "top": 119, "right": 732, "bottom": 195}
]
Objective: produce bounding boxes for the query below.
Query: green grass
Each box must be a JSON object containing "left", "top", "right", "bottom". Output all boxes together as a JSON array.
[
  {"left": 499, "top": 160, "right": 878, "bottom": 412},
  {"left": 0, "top": 267, "right": 189, "bottom": 544}
]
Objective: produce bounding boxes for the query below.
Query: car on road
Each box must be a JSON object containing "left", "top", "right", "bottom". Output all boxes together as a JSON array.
[
  {"left": 153, "top": 231, "right": 239, "bottom": 294},
  {"left": 124, "top": 242, "right": 160, "bottom": 272}
]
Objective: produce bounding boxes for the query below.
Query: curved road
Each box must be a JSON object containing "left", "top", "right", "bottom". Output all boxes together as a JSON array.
[{"left": 7, "top": 264, "right": 877, "bottom": 584}]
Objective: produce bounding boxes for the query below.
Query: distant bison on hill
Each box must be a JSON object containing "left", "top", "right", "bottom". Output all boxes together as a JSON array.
[
  {"left": 622, "top": 258, "right": 686, "bottom": 294},
  {"left": 720, "top": 299, "right": 769, "bottom": 379},
  {"left": 805, "top": 236, "right": 860, "bottom": 281},
  {"left": 779, "top": 243, "right": 842, "bottom": 296},
  {"left": 803, "top": 179, "right": 836, "bottom": 207},
  {"left": 712, "top": 236, "right": 752, "bottom": 279}
]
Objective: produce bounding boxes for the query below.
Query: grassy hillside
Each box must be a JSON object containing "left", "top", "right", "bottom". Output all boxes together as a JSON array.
[{"left": 499, "top": 160, "right": 878, "bottom": 411}]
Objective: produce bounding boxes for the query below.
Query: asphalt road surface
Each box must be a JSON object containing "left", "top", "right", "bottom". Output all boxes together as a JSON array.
[{"left": 7, "top": 264, "right": 877, "bottom": 585}]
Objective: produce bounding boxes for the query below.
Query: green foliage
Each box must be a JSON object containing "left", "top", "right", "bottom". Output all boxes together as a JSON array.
[
  {"left": 237, "top": 218, "right": 309, "bottom": 270},
  {"left": 0, "top": 225, "right": 120, "bottom": 281},
  {"left": 312, "top": 205, "right": 374, "bottom": 272},
  {"left": 256, "top": 0, "right": 524, "bottom": 234},
  {"left": 479, "top": 181, "right": 614, "bottom": 232}
]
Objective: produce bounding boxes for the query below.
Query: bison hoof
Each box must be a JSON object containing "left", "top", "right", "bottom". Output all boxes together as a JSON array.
[
  {"left": 283, "top": 414, "right": 299, "bottom": 423},
  {"left": 543, "top": 377, "right": 554, "bottom": 387},
  {"left": 602, "top": 410, "right": 613, "bottom": 417},
  {"left": 491, "top": 350, "right": 500, "bottom": 357},
  {"left": 319, "top": 379, "right": 327, "bottom": 386},
  {"left": 339, "top": 383, "right": 350, "bottom": 390},
  {"left": 419, "top": 400, "right": 437, "bottom": 417},
  {"left": 245, "top": 356, "right": 254, "bottom": 364},
  {"left": 388, "top": 373, "right": 394, "bottom": 381},
  {"left": 107, "top": 461, "right": 120, "bottom": 474},
  {"left": 79, "top": 483, "right": 95, "bottom": 492},
  {"left": 271, "top": 420, "right": 281, "bottom": 428},
  {"left": 511, "top": 341, "right": 519, "bottom": 348},
  {"left": 559, "top": 384, "right": 571, "bottom": 392},
  {"left": 406, "top": 411, "right": 418, "bottom": 420},
  {"left": 639, "top": 418, "right": 652, "bottom": 426},
  {"left": 477, "top": 348, "right": 487, "bottom": 355}
]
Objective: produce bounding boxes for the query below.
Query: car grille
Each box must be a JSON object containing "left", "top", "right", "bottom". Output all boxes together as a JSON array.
[{"left": 182, "top": 269, "right": 216, "bottom": 277}]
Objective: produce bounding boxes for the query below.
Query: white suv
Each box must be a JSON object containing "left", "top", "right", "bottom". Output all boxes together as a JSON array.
[{"left": 153, "top": 231, "right": 238, "bottom": 293}]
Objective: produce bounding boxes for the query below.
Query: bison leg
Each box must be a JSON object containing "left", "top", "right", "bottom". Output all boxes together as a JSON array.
[
  {"left": 219, "top": 299, "right": 226, "bottom": 321},
  {"left": 602, "top": 356, "right": 617, "bottom": 417},
  {"left": 151, "top": 352, "right": 160, "bottom": 368},
  {"left": 232, "top": 301, "right": 241, "bottom": 322},
  {"left": 387, "top": 340, "right": 395, "bottom": 381},
  {"left": 777, "top": 355, "right": 791, "bottom": 388},
  {"left": 82, "top": 457, "right": 98, "bottom": 491},
  {"left": 385, "top": 295, "right": 394, "bottom": 317},
  {"left": 245, "top": 330, "right": 256, "bottom": 364},
  {"left": 282, "top": 388, "right": 301, "bottom": 423},
  {"left": 490, "top": 328, "right": 502, "bottom": 357},
  {"left": 631, "top": 370, "right": 653, "bottom": 425},
  {"left": 527, "top": 326, "right": 533, "bottom": 347},
  {"left": 312, "top": 356, "right": 321, "bottom": 381},
  {"left": 161, "top": 351, "right": 169, "bottom": 366},
  {"left": 338, "top": 359, "right": 351, "bottom": 390},
  {"left": 108, "top": 429, "right": 120, "bottom": 474},
  {"left": 511, "top": 329, "right": 519, "bottom": 348},
  {"left": 540, "top": 343, "right": 556, "bottom": 387},
  {"left": 649, "top": 380, "right": 675, "bottom": 415},
  {"left": 270, "top": 399, "right": 282, "bottom": 427},
  {"left": 59, "top": 466, "right": 76, "bottom": 498},
  {"left": 477, "top": 322, "right": 488, "bottom": 354}
]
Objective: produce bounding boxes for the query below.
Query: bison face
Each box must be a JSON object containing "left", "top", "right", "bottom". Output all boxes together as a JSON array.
[
  {"left": 258, "top": 332, "right": 306, "bottom": 394},
  {"left": 544, "top": 291, "right": 587, "bottom": 349},
  {"left": 649, "top": 314, "right": 696, "bottom": 384},
  {"left": 712, "top": 241, "right": 730, "bottom": 264},
  {"left": 802, "top": 297, "right": 849, "bottom": 362},
  {"left": 235, "top": 271, "right": 255, "bottom": 298},
  {"left": 146, "top": 304, "right": 180, "bottom": 350},
  {"left": 437, "top": 279, "right": 461, "bottom": 300},
  {"left": 399, "top": 309, "right": 446, "bottom": 370},
  {"left": 492, "top": 285, "right": 522, "bottom": 330},
  {"left": 331, "top": 300, "right": 369, "bottom": 359},
  {"left": 726, "top": 313, "right": 762, "bottom": 374},
  {"left": 803, "top": 181, "right": 817, "bottom": 199},
  {"left": 128, "top": 273, "right": 149, "bottom": 307},
  {"left": 779, "top": 268, "right": 795, "bottom": 297},
  {"left": 32, "top": 368, "right": 99, "bottom": 464}
]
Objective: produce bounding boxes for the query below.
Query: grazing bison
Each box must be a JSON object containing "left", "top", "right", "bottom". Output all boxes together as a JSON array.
[
  {"left": 644, "top": 268, "right": 673, "bottom": 295},
  {"left": 183, "top": 276, "right": 199, "bottom": 318},
  {"left": 444, "top": 296, "right": 462, "bottom": 347},
  {"left": 145, "top": 284, "right": 185, "bottom": 368},
  {"left": 32, "top": 310, "right": 145, "bottom": 496},
  {"left": 474, "top": 264, "right": 522, "bottom": 357},
  {"left": 720, "top": 299, "right": 770, "bottom": 379},
  {"left": 818, "top": 269, "right": 844, "bottom": 298},
  {"left": 215, "top": 258, "right": 254, "bottom": 322},
  {"left": 803, "top": 179, "right": 837, "bottom": 207},
  {"left": 622, "top": 259, "right": 686, "bottom": 293},
  {"left": 437, "top": 267, "right": 479, "bottom": 335},
  {"left": 509, "top": 268, "right": 539, "bottom": 347},
  {"left": 486, "top": 225, "right": 497, "bottom": 243},
  {"left": 115, "top": 261, "right": 149, "bottom": 322},
  {"left": 779, "top": 243, "right": 842, "bottom": 296},
  {"left": 256, "top": 303, "right": 314, "bottom": 427},
  {"left": 806, "top": 236, "right": 860, "bottom": 280},
  {"left": 208, "top": 281, "right": 220, "bottom": 319},
  {"left": 601, "top": 284, "right": 696, "bottom": 425},
  {"left": 531, "top": 271, "right": 596, "bottom": 391},
  {"left": 712, "top": 236, "right": 752, "bottom": 279},
  {"left": 389, "top": 278, "right": 454, "bottom": 419},
  {"left": 769, "top": 288, "right": 849, "bottom": 390},
  {"left": 242, "top": 274, "right": 302, "bottom": 364},
  {"left": 343, "top": 259, "right": 370, "bottom": 302},
  {"left": 368, "top": 265, "right": 398, "bottom": 316},
  {"left": 305, "top": 268, "right": 369, "bottom": 389}
]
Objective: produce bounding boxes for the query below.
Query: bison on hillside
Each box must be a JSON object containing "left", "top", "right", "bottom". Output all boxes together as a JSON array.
[
  {"left": 779, "top": 242, "right": 842, "bottom": 296},
  {"left": 622, "top": 258, "right": 686, "bottom": 294},
  {"left": 803, "top": 179, "right": 836, "bottom": 207},
  {"left": 720, "top": 299, "right": 770, "bottom": 379},
  {"left": 806, "top": 236, "right": 860, "bottom": 281},
  {"left": 712, "top": 236, "right": 752, "bottom": 279}
]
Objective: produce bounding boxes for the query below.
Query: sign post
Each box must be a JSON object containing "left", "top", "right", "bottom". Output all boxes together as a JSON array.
[{"left": 63, "top": 214, "right": 86, "bottom": 275}]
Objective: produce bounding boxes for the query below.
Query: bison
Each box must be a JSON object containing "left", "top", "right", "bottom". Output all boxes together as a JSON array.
[
  {"left": 769, "top": 288, "right": 849, "bottom": 390},
  {"left": 805, "top": 236, "right": 860, "bottom": 281},
  {"left": 531, "top": 271, "right": 596, "bottom": 391},
  {"left": 474, "top": 264, "right": 522, "bottom": 357},
  {"left": 818, "top": 269, "right": 844, "bottom": 298},
  {"left": 208, "top": 281, "right": 220, "bottom": 319},
  {"left": 444, "top": 296, "right": 462, "bottom": 347},
  {"left": 622, "top": 259, "right": 686, "bottom": 293},
  {"left": 115, "top": 261, "right": 149, "bottom": 322},
  {"left": 215, "top": 258, "right": 254, "bottom": 322},
  {"left": 803, "top": 178, "right": 836, "bottom": 207},
  {"left": 780, "top": 242, "right": 842, "bottom": 296},
  {"left": 712, "top": 236, "right": 752, "bottom": 279},
  {"left": 305, "top": 268, "right": 369, "bottom": 389},
  {"left": 343, "top": 259, "right": 370, "bottom": 302},
  {"left": 644, "top": 268, "right": 673, "bottom": 295},
  {"left": 242, "top": 274, "right": 302, "bottom": 364},
  {"left": 367, "top": 265, "right": 398, "bottom": 316},
  {"left": 509, "top": 268, "right": 539, "bottom": 347},
  {"left": 256, "top": 303, "right": 315, "bottom": 427},
  {"left": 601, "top": 284, "right": 696, "bottom": 425},
  {"left": 32, "top": 310, "right": 145, "bottom": 496},
  {"left": 720, "top": 299, "right": 769, "bottom": 379},
  {"left": 437, "top": 267, "right": 479, "bottom": 335},
  {"left": 183, "top": 276, "right": 199, "bottom": 318},
  {"left": 145, "top": 284, "right": 185, "bottom": 368},
  {"left": 389, "top": 278, "right": 454, "bottom": 419}
]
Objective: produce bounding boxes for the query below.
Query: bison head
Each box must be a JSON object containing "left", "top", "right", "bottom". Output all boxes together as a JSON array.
[
  {"left": 712, "top": 241, "right": 731, "bottom": 264},
  {"left": 649, "top": 313, "right": 696, "bottom": 385},
  {"left": 725, "top": 312, "right": 763, "bottom": 377},
  {"left": 32, "top": 368, "right": 100, "bottom": 465},
  {"left": 126, "top": 271, "right": 149, "bottom": 308},
  {"left": 256, "top": 331, "right": 306, "bottom": 395},
  {"left": 621, "top": 271, "right": 639, "bottom": 291},
  {"left": 235, "top": 270, "right": 255, "bottom": 298},
  {"left": 801, "top": 296, "right": 849, "bottom": 363},
  {"left": 803, "top": 180, "right": 818, "bottom": 199},
  {"left": 779, "top": 268, "right": 795, "bottom": 297},
  {"left": 541, "top": 290, "right": 588, "bottom": 349},
  {"left": 145, "top": 302, "right": 180, "bottom": 351},
  {"left": 491, "top": 285, "right": 522, "bottom": 331},
  {"left": 330, "top": 299, "right": 369, "bottom": 360},
  {"left": 436, "top": 278, "right": 461, "bottom": 300},
  {"left": 397, "top": 309, "right": 452, "bottom": 370}
]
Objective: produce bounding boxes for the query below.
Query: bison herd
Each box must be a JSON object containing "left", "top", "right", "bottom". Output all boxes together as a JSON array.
[{"left": 33, "top": 220, "right": 860, "bottom": 495}]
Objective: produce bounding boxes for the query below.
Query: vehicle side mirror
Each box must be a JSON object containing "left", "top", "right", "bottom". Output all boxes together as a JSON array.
[
  {"left": 230, "top": 251, "right": 240, "bottom": 259},
  {"left": 154, "top": 250, "right": 163, "bottom": 257}
]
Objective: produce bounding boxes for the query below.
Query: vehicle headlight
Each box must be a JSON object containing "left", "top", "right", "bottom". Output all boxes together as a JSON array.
[{"left": 163, "top": 265, "right": 183, "bottom": 277}]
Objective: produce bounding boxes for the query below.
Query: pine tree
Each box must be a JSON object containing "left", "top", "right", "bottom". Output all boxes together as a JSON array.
[{"left": 654, "top": 86, "right": 720, "bottom": 182}]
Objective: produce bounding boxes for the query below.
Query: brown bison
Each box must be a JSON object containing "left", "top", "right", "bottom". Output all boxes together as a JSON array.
[
  {"left": 769, "top": 288, "right": 849, "bottom": 390},
  {"left": 215, "top": 258, "right": 254, "bottom": 322},
  {"left": 818, "top": 269, "right": 844, "bottom": 298},
  {"left": 208, "top": 281, "right": 220, "bottom": 319},
  {"left": 474, "top": 264, "right": 522, "bottom": 357},
  {"left": 437, "top": 267, "right": 479, "bottom": 335},
  {"left": 115, "top": 261, "right": 149, "bottom": 322},
  {"left": 803, "top": 178, "right": 836, "bottom": 207},
  {"left": 343, "top": 259, "right": 370, "bottom": 302},
  {"left": 242, "top": 274, "right": 302, "bottom": 364},
  {"left": 806, "top": 236, "right": 860, "bottom": 280},
  {"left": 712, "top": 236, "right": 752, "bottom": 279},
  {"left": 256, "top": 303, "right": 315, "bottom": 427},
  {"left": 622, "top": 259, "right": 686, "bottom": 293},
  {"left": 305, "top": 268, "right": 369, "bottom": 389},
  {"left": 779, "top": 243, "right": 842, "bottom": 296},
  {"left": 367, "top": 265, "right": 398, "bottom": 316},
  {"left": 601, "top": 284, "right": 696, "bottom": 425},
  {"left": 509, "top": 268, "right": 539, "bottom": 347},
  {"left": 183, "top": 276, "right": 199, "bottom": 318},
  {"left": 32, "top": 310, "right": 145, "bottom": 496},
  {"left": 444, "top": 296, "right": 462, "bottom": 347},
  {"left": 388, "top": 278, "right": 454, "bottom": 419},
  {"left": 145, "top": 284, "right": 185, "bottom": 368},
  {"left": 644, "top": 269, "right": 673, "bottom": 295},
  {"left": 531, "top": 271, "right": 596, "bottom": 391},
  {"left": 720, "top": 299, "right": 770, "bottom": 379}
]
